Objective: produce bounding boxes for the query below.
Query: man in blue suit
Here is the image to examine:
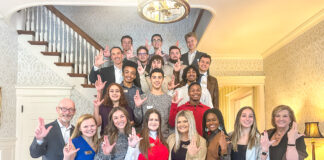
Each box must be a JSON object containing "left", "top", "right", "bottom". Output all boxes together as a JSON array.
[{"left": 29, "top": 98, "right": 76, "bottom": 160}]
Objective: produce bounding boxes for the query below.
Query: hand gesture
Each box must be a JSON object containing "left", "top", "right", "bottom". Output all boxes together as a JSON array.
[
  {"left": 63, "top": 138, "right": 79, "bottom": 160},
  {"left": 187, "top": 136, "right": 201, "bottom": 156},
  {"left": 287, "top": 122, "right": 304, "bottom": 144},
  {"left": 175, "top": 40, "right": 179, "bottom": 47},
  {"left": 260, "top": 131, "right": 276, "bottom": 153},
  {"left": 137, "top": 61, "right": 146, "bottom": 75},
  {"left": 168, "top": 75, "right": 180, "bottom": 90},
  {"left": 93, "top": 98, "right": 104, "bottom": 109},
  {"left": 35, "top": 117, "right": 52, "bottom": 141},
  {"left": 173, "top": 59, "right": 182, "bottom": 72},
  {"left": 145, "top": 39, "right": 151, "bottom": 51},
  {"left": 103, "top": 45, "right": 110, "bottom": 58},
  {"left": 128, "top": 127, "right": 142, "bottom": 148},
  {"left": 172, "top": 91, "right": 183, "bottom": 104},
  {"left": 134, "top": 90, "right": 147, "bottom": 108},
  {"left": 95, "top": 75, "right": 107, "bottom": 93},
  {"left": 155, "top": 47, "right": 165, "bottom": 57},
  {"left": 218, "top": 130, "right": 228, "bottom": 150},
  {"left": 101, "top": 135, "right": 116, "bottom": 155},
  {"left": 125, "top": 46, "right": 135, "bottom": 59},
  {"left": 94, "top": 49, "right": 108, "bottom": 67}
]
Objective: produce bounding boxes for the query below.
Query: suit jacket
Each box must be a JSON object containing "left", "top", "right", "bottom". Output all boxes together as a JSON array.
[
  {"left": 207, "top": 75, "right": 219, "bottom": 108},
  {"left": 180, "top": 50, "right": 206, "bottom": 69},
  {"left": 29, "top": 120, "right": 74, "bottom": 160},
  {"left": 89, "top": 65, "right": 115, "bottom": 95}
]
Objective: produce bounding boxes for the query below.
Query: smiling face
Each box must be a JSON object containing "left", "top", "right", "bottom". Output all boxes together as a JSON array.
[
  {"left": 148, "top": 113, "right": 160, "bottom": 132},
  {"left": 274, "top": 110, "right": 291, "bottom": 129},
  {"left": 186, "top": 68, "right": 197, "bottom": 82},
  {"left": 123, "top": 66, "right": 136, "bottom": 84},
  {"left": 177, "top": 116, "right": 189, "bottom": 134},
  {"left": 137, "top": 48, "right": 149, "bottom": 63},
  {"left": 188, "top": 84, "right": 201, "bottom": 101},
  {"left": 56, "top": 99, "right": 75, "bottom": 124},
  {"left": 150, "top": 72, "right": 164, "bottom": 89},
  {"left": 206, "top": 113, "right": 220, "bottom": 132},
  {"left": 112, "top": 110, "right": 127, "bottom": 132},
  {"left": 169, "top": 48, "right": 181, "bottom": 61},
  {"left": 151, "top": 59, "right": 162, "bottom": 70},
  {"left": 186, "top": 36, "right": 197, "bottom": 51},
  {"left": 111, "top": 48, "right": 124, "bottom": 66},
  {"left": 152, "top": 35, "right": 162, "bottom": 50},
  {"left": 198, "top": 57, "right": 211, "bottom": 73},
  {"left": 240, "top": 108, "right": 254, "bottom": 128},
  {"left": 108, "top": 85, "right": 121, "bottom": 103},
  {"left": 121, "top": 37, "right": 132, "bottom": 51},
  {"left": 80, "top": 118, "right": 97, "bottom": 138}
]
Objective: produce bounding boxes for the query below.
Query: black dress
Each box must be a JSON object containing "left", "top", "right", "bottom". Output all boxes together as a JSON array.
[
  {"left": 171, "top": 140, "right": 190, "bottom": 160},
  {"left": 231, "top": 145, "right": 247, "bottom": 160}
]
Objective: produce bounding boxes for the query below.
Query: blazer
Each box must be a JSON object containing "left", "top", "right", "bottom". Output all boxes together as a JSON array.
[
  {"left": 180, "top": 50, "right": 206, "bottom": 69},
  {"left": 29, "top": 120, "right": 74, "bottom": 160},
  {"left": 207, "top": 75, "right": 219, "bottom": 108},
  {"left": 89, "top": 65, "right": 115, "bottom": 95},
  {"left": 167, "top": 133, "right": 207, "bottom": 160}
]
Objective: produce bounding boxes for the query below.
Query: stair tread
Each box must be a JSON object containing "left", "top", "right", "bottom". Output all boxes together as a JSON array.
[
  {"left": 17, "top": 30, "right": 35, "bottom": 35},
  {"left": 54, "top": 62, "right": 74, "bottom": 66},
  {"left": 81, "top": 84, "right": 95, "bottom": 88},
  {"left": 67, "top": 73, "right": 87, "bottom": 77},
  {"left": 41, "top": 52, "right": 61, "bottom": 56}
]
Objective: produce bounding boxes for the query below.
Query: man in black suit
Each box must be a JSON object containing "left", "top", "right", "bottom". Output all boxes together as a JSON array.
[
  {"left": 180, "top": 32, "right": 206, "bottom": 69},
  {"left": 30, "top": 98, "right": 76, "bottom": 160},
  {"left": 89, "top": 46, "right": 124, "bottom": 95}
]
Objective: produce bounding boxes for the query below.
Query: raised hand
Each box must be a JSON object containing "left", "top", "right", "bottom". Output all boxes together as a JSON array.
[
  {"left": 93, "top": 98, "right": 104, "bottom": 109},
  {"left": 63, "top": 138, "right": 79, "bottom": 160},
  {"left": 94, "top": 49, "right": 108, "bottom": 67},
  {"left": 260, "top": 131, "right": 276, "bottom": 153},
  {"left": 137, "top": 61, "right": 146, "bottom": 75},
  {"left": 128, "top": 127, "right": 142, "bottom": 148},
  {"left": 145, "top": 39, "right": 151, "bottom": 51},
  {"left": 172, "top": 91, "right": 183, "bottom": 104},
  {"left": 102, "top": 135, "right": 116, "bottom": 155},
  {"left": 187, "top": 136, "right": 201, "bottom": 156},
  {"left": 134, "top": 90, "right": 147, "bottom": 108},
  {"left": 35, "top": 117, "right": 52, "bottom": 141},
  {"left": 287, "top": 122, "right": 304, "bottom": 144},
  {"left": 173, "top": 59, "right": 182, "bottom": 72},
  {"left": 168, "top": 75, "right": 180, "bottom": 90},
  {"left": 175, "top": 40, "right": 179, "bottom": 47},
  {"left": 155, "top": 47, "right": 165, "bottom": 57},
  {"left": 125, "top": 46, "right": 135, "bottom": 59},
  {"left": 95, "top": 75, "right": 107, "bottom": 93},
  {"left": 103, "top": 45, "right": 110, "bottom": 58}
]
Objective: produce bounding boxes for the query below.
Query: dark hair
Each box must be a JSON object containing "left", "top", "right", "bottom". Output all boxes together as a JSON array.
[
  {"left": 122, "top": 60, "right": 138, "bottom": 72},
  {"left": 104, "top": 107, "right": 132, "bottom": 144},
  {"left": 202, "top": 108, "right": 227, "bottom": 139},
  {"left": 139, "top": 109, "right": 167, "bottom": 159},
  {"left": 145, "top": 55, "right": 164, "bottom": 73},
  {"left": 110, "top": 46, "right": 123, "bottom": 53},
  {"left": 121, "top": 35, "right": 133, "bottom": 44},
  {"left": 149, "top": 68, "right": 164, "bottom": 78},
  {"left": 182, "top": 65, "right": 199, "bottom": 84},
  {"left": 136, "top": 46, "right": 149, "bottom": 55},
  {"left": 103, "top": 83, "right": 128, "bottom": 107},
  {"left": 151, "top": 34, "right": 163, "bottom": 42},
  {"left": 199, "top": 54, "right": 212, "bottom": 63},
  {"left": 185, "top": 32, "right": 197, "bottom": 42},
  {"left": 169, "top": 45, "right": 181, "bottom": 54},
  {"left": 188, "top": 82, "right": 201, "bottom": 92}
]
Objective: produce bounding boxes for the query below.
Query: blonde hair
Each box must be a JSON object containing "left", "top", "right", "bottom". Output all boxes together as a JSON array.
[
  {"left": 71, "top": 114, "right": 99, "bottom": 151},
  {"left": 271, "top": 105, "right": 296, "bottom": 128},
  {"left": 231, "top": 107, "right": 259, "bottom": 152},
  {"left": 174, "top": 110, "right": 200, "bottom": 152}
]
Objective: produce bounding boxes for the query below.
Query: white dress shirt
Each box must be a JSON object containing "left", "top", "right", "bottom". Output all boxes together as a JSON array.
[
  {"left": 188, "top": 50, "right": 197, "bottom": 65},
  {"left": 200, "top": 72, "right": 208, "bottom": 88},
  {"left": 114, "top": 65, "right": 123, "bottom": 84}
]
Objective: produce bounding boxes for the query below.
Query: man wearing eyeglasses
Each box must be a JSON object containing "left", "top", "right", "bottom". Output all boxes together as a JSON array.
[{"left": 30, "top": 98, "right": 76, "bottom": 160}]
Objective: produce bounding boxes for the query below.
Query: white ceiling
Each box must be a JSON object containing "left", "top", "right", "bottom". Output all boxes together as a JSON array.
[{"left": 1, "top": 0, "right": 323, "bottom": 58}]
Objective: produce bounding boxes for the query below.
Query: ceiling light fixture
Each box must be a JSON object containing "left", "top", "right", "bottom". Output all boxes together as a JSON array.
[{"left": 138, "top": 0, "right": 190, "bottom": 24}]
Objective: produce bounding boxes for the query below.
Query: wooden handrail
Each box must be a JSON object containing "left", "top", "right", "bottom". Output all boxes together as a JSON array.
[
  {"left": 45, "top": 5, "right": 103, "bottom": 50},
  {"left": 192, "top": 9, "right": 204, "bottom": 33}
]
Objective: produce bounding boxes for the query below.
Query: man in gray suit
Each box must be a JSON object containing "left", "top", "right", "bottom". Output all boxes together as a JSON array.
[
  {"left": 180, "top": 32, "right": 206, "bottom": 69},
  {"left": 30, "top": 98, "right": 76, "bottom": 160}
]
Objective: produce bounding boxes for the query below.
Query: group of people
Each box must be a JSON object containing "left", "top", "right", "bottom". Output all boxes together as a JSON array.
[{"left": 29, "top": 32, "right": 308, "bottom": 160}]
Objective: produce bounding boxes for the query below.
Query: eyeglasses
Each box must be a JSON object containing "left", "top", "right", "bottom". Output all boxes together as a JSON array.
[
  {"left": 138, "top": 52, "right": 148, "bottom": 55},
  {"left": 58, "top": 107, "right": 75, "bottom": 112},
  {"left": 152, "top": 39, "right": 162, "bottom": 42}
]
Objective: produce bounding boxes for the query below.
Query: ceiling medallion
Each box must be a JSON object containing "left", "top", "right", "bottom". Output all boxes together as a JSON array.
[{"left": 138, "top": 0, "right": 190, "bottom": 24}]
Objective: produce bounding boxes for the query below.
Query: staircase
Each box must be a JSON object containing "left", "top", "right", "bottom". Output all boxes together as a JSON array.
[{"left": 17, "top": 5, "right": 103, "bottom": 88}]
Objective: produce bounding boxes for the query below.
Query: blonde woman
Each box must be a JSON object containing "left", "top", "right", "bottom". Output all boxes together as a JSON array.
[
  {"left": 63, "top": 114, "right": 98, "bottom": 160},
  {"left": 167, "top": 110, "right": 207, "bottom": 160},
  {"left": 229, "top": 106, "right": 269, "bottom": 160}
]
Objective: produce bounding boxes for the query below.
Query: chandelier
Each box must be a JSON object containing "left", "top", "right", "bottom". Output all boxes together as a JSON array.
[{"left": 138, "top": 0, "right": 190, "bottom": 24}]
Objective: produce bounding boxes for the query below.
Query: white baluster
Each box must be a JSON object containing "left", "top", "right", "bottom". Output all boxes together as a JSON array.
[
  {"left": 48, "top": 11, "right": 52, "bottom": 51},
  {"left": 31, "top": 7, "right": 35, "bottom": 32},
  {"left": 67, "top": 26, "right": 71, "bottom": 63},
  {"left": 79, "top": 35, "right": 83, "bottom": 74},
  {"left": 74, "top": 30, "right": 78, "bottom": 73},
  {"left": 83, "top": 39, "right": 87, "bottom": 74},
  {"left": 26, "top": 8, "right": 30, "bottom": 31},
  {"left": 57, "top": 17, "right": 61, "bottom": 53},
  {"left": 39, "top": 6, "right": 43, "bottom": 41},
  {"left": 44, "top": 7, "right": 48, "bottom": 42},
  {"left": 52, "top": 13, "right": 56, "bottom": 52}
]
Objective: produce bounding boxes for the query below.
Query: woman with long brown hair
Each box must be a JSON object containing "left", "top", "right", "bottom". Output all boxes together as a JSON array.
[{"left": 93, "top": 82, "right": 134, "bottom": 136}]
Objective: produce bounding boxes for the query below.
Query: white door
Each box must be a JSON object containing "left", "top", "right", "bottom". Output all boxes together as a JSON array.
[{"left": 16, "top": 86, "right": 72, "bottom": 160}]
